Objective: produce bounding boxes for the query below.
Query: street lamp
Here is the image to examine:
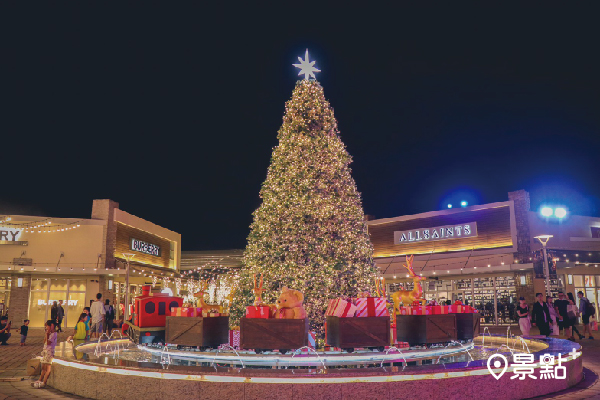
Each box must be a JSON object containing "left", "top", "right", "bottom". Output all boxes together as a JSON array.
[
  {"left": 534, "top": 235, "right": 553, "bottom": 296},
  {"left": 122, "top": 253, "right": 135, "bottom": 321}
]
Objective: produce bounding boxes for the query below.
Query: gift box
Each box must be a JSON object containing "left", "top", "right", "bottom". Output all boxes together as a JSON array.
[
  {"left": 355, "top": 297, "right": 388, "bottom": 317},
  {"left": 228, "top": 329, "right": 240, "bottom": 349},
  {"left": 447, "top": 305, "right": 465, "bottom": 313},
  {"left": 203, "top": 312, "right": 221, "bottom": 318},
  {"left": 412, "top": 306, "right": 431, "bottom": 315},
  {"left": 308, "top": 331, "right": 317, "bottom": 349},
  {"left": 326, "top": 299, "right": 357, "bottom": 318},
  {"left": 398, "top": 306, "right": 413, "bottom": 315},
  {"left": 246, "top": 306, "right": 271, "bottom": 319},
  {"left": 431, "top": 305, "right": 448, "bottom": 315},
  {"left": 171, "top": 307, "right": 193, "bottom": 317}
]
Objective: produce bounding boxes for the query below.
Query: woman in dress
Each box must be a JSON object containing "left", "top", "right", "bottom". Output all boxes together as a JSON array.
[
  {"left": 516, "top": 297, "right": 531, "bottom": 336},
  {"left": 568, "top": 292, "right": 584, "bottom": 340}
]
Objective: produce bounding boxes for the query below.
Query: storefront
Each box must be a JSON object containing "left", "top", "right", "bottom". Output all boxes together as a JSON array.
[
  {"left": 368, "top": 190, "right": 600, "bottom": 325},
  {"left": 0, "top": 199, "right": 181, "bottom": 327}
]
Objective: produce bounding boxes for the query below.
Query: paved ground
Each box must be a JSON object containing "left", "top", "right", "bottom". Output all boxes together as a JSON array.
[{"left": 0, "top": 326, "right": 600, "bottom": 399}]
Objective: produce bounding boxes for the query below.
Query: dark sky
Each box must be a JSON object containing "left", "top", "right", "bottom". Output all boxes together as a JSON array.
[{"left": 2, "top": 5, "right": 600, "bottom": 250}]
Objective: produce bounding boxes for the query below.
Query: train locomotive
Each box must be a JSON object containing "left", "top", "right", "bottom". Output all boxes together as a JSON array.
[{"left": 125, "top": 285, "right": 183, "bottom": 344}]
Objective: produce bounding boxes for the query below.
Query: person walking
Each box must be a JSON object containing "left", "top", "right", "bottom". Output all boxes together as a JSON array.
[
  {"left": 577, "top": 291, "right": 595, "bottom": 339},
  {"left": 104, "top": 299, "right": 115, "bottom": 334},
  {"left": 555, "top": 291, "right": 571, "bottom": 338},
  {"left": 56, "top": 300, "right": 64, "bottom": 333},
  {"left": 567, "top": 292, "right": 584, "bottom": 340},
  {"left": 532, "top": 292, "right": 552, "bottom": 336},
  {"left": 516, "top": 297, "right": 531, "bottom": 336},
  {"left": 90, "top": 293, "right": 105, "bottom": 339},
  {"left": 50, "top": 301, "right": 58, "bottom": 327}
]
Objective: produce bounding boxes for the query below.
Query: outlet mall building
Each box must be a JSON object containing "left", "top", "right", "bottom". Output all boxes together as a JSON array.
[
  {"left": 368, "top": 190, "right": 600, "bottom": 325},
  {"left": 0, "top": 200, "right": 181, "bottom": 327}
]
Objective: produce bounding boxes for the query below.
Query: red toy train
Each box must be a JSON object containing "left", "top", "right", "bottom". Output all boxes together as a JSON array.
[{"left": 126, "top": 285, "right": 183, "bottom": 344}]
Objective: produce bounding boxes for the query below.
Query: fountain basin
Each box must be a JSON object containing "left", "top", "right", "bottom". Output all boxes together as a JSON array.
[{"left": 47, "top": 335, "right": 582, "bottom": 400}]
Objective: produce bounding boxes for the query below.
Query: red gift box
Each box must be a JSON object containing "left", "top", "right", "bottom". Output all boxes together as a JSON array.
[
  {"left": 398, "top": 306, "right": 413, "bottom": 315},
  {"left": 171, "top": 307, "right": 194, "bottom": 317},
  {"left": 447, "top": 305, "right": 465, "bottom": 313},
  {"left": 356, "top": 297, "right": 388, "bottom": 317},
  {"left": 326, "top": 299, "right": 357, "bottom": 318},
  {"left": 412, "top": 306, "right": 431, "bottom": 315},
  {"left": 229, "top": 329, "right": 240, "bottom": 349},
  {"left": 431, "top": 305, "right": 448, "bottom": 315},
  {"left": 246, "top": 306, "right": 271, "bottom": 318}
]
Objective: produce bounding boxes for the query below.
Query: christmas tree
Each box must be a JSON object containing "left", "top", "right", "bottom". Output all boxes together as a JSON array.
[{"left": 231, "top": 52, "right": 378, "bottom": 338}]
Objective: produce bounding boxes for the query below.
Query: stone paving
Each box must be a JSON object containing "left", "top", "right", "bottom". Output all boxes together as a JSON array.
[{"left": 0, "top": 326, "right": 600, "bottom": 399}]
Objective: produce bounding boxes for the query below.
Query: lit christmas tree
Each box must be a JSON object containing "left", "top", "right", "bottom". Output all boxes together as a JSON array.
[{"left": 231, "top": 51, "right": 379, "bottom": 338}]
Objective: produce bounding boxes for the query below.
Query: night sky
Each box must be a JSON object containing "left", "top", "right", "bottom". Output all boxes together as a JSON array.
[{"left": 2, "top": 5, "right": 600, "bottom": 250}]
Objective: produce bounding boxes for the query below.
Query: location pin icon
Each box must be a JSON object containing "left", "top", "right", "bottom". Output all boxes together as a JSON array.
[{"left": 487, "top": 354, "right": 509, "bottom": 380}]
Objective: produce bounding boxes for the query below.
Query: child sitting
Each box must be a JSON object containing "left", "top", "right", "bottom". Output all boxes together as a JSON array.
[{"left": 32, "top": 320, "right": 57, "bottom": 389}]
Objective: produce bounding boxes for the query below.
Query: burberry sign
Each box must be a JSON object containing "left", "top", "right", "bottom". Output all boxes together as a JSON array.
[{"left": 394, "top": 222, "right": 478, "bottom": 245}]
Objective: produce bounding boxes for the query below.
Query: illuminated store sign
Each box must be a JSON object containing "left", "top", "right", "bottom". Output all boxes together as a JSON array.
[
  {"left": 131, "top": 238, "right": 161, "bottom": 257},
  {"left": 394, "top": 222, "right": 478, "bottom": 244},
  {"left": 38, "top": 300, "right": 78, "bottom": 306},
  {"left": 0, "top": 228, "right": 22, "bottom": 242}
]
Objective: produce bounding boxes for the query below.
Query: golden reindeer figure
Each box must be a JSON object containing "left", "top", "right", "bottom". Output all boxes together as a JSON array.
[
  {"left": 391, "top": 255, "right": 427, "bottom": 316},
  {"left": 375, "top": 277, "right": 387, "bottom": 298},
  {"left": 194, "top": 279, "right": 223, "bottom": 313},
  {"left": 224, "top": 279, "right": 237, "bottom": 314},
  {"left": 252, "top": 274, "right": 265, "bottom": 306}
]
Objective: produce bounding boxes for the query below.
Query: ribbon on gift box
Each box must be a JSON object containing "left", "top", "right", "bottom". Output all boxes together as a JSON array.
[
  {"left": 307, "top": 331, "right": 317, "bottom": 349},
  {"left": 398, "top": 306, "right": 413, "bottom": 315},
  {"left": 447, "top": 305, "right": 464, "bottom": 313},
  {"left": 203, "top": 312, "right": 221, "bottom": 317},
  {"left": 355, "top": 297, "right": 388, "bottom": 317}
]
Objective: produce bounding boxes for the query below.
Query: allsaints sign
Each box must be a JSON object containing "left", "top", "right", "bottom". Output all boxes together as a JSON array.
[
  {"left": 394, "top": 222, "right": 478, "bottom": 245},
  {"left": 131, "top": 238, "right": 161, "bottom": 257},
  {"left": 0, "top": 228, "right": 22, "bottom": 242}
]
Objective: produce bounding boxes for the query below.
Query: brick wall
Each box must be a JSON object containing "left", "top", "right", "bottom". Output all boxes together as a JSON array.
[
  {"left": 8, "top": 274, "right": 31, "bottom": 325},
  {"left": 508, "top": 190, "right": 532, "bottom": 263},
  {"left": 92, "top": 199, "right": 119, "bottom": 270}
]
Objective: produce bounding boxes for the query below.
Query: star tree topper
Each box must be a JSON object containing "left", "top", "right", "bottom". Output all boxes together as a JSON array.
[{"left": 293, "top": 49, "right": 320, "bottom": 80}]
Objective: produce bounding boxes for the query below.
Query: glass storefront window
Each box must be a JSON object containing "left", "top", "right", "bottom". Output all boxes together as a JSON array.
[
  {"left": 585, "top": 276, "right": 594, "bottom": 287},
  {"left": 69, "top": 280, "right": 86, "bottom": 292},
  {"left": 574, "top": 275, "right": 584, "bottom": 287},
  {"left": 31, "top": 279, "right": 48, "bottom": 291},
  {"left": 50, "top": 279, "right": 68, "bottom": 291},
  {"left": 28, "top": 291, "right": 49, "bottom": 327},
  {"left": 67, "top": 292, "right": 86, "bottom": 326}
]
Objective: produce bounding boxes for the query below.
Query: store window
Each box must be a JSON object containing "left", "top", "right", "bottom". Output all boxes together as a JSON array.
[{"left": 27, "top": 278, "right": 87, "bottom": 328}]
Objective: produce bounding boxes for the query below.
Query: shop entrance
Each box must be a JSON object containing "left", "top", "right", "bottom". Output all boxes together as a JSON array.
[{"left": 28, "top": 278, "right": 87, "bottom": 328}]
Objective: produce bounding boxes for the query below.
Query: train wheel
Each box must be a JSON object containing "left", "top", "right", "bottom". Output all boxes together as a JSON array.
[
  {"left": 377, "top": 346, "right": 385, "bottom": 353},
  {"left": 345, "top": 348, "right": 354, "bottom": 353},
  {"left": 255, "top": 349, "right": 264, "bottom": 354},
  {"left": 279, "top": 349, "right": 289, "bottom": 354}
]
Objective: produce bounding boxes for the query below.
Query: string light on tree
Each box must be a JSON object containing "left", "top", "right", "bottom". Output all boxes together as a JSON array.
[{"left": 231, "top": 53, "right": 378, "bottom": 337}]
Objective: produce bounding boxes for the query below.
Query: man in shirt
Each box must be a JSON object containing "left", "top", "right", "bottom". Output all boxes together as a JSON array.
[
  {"left": 554, "top": 291, "right": 570, "bottom": 336},
  {"left": 532, "top": 292, "right": 551, "bottom": 336},
  {"left": 577, "top": 291, "right": 595, "bottom": 340},
  {"left": 90, "top": 293, "right": 106, "bottom": 339},
  {"left": 56, "top": 300, "right": 65, "bottom": 333}
]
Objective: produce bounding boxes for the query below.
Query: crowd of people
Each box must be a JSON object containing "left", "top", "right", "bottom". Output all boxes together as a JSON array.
[{"left": 516, "top": 290, "right": 596, "bottom": 340}]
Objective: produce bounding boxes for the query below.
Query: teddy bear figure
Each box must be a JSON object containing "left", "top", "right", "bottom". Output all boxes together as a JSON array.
[{"left": 275, "top": 287, "right": 307, "bottom": 319}]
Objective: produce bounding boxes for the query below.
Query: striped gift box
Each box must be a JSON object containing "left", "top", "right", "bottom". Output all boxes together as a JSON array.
[
  {"left": 355, "top": 297, "right": 388, "bottom": 317},
  {"left": 327, "top": 299, "right": 357, "bottom": 318}
]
